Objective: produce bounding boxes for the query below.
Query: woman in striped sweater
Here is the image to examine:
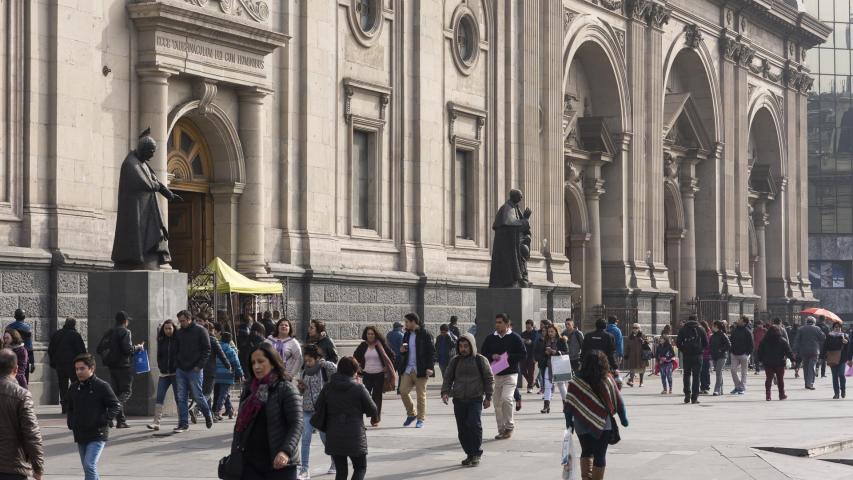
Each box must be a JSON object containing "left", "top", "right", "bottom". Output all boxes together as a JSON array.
[{"left": 564, "top": 350, "right": 629, "bottom": 480}]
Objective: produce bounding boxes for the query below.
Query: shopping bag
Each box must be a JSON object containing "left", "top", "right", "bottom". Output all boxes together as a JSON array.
[
  {"left": 561, "top": 429, "right": 581, "bottom": 480},
  {"left": 133, "top": 348, "right": 150, "bottom": 374},
  {"left": 552, "top": 355, "right": 574, "bottom": 383},
  {"left": 846, "top": 363, "right": 853, "bottom": 377}
]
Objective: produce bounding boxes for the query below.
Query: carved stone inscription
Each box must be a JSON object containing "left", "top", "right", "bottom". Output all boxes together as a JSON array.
[{"left": 154, "top": 32, "right": 266, "bottom": 73}]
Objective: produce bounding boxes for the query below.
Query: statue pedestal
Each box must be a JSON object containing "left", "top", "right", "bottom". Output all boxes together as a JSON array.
[
  {"left": 475, "top": 288, "right": 541, "bottom": 347},
  {"left": 87, "top": 270, "right": 187, "bottom": 416}
]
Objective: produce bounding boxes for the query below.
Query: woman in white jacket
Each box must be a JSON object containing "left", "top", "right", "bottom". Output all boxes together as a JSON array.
[{"left": 265, "top": 318, "right": 303, "bottom": 381}]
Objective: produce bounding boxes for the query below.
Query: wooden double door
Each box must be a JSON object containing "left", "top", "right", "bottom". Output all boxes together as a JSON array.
[{"left": 168, "top": 190, "right": 213, "bottom": 274}]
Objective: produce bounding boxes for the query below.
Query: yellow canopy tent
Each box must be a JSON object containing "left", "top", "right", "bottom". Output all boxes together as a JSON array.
[{"left": 191, "top": 257, "right": 283, "bottom": 295}]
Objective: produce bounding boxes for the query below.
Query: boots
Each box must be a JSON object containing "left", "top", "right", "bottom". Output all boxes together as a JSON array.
[
  {"left": 541, "top": 400, "right": 550, "bottom": 414},
  {"left": 146, "top": 404, "right": 163, "bottom": 431},
  {"left": 765, "top": 389, "right": 771, "bottom": 401},
  {"left": 579, "top": 458, "right": 593, "bottom": 479},
  {"left": 591, "top": 466, "right": 606, "bottom": 480}
]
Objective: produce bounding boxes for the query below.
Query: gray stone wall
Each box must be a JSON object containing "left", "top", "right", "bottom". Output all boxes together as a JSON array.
[{"left": 809, "top": 235, "right": 853, "bottom": 320}]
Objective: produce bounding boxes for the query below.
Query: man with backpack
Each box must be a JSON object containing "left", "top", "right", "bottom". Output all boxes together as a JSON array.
[
  {"left": 95, "top": 311, "right": 144, "bottom": 428},
  {"left": 441, "top": 332, "right": 494, "bottom": 467},
  {"left": 676, "top": 315, "right": 708, "bottom": 404}
]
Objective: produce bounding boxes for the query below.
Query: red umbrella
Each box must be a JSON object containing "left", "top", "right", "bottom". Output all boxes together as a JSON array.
[{"left": 800, "top": 307, "right": 843, "bottom": 324}]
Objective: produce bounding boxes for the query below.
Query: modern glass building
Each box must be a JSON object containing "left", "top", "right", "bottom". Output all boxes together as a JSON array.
[{"left": 805, "top": 0, "right": 853, "bottom": 321}]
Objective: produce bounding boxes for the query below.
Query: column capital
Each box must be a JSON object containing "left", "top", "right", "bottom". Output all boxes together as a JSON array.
[
  {"left": 211, "top": 182, "right": 245, "bottom": 199},
  {"left": 238, "top": 86, "right": 274, "bottom": 101},
  {"left": 583, "top": 176, "right": 605, "bottom": 199},
  {"left": 136, "top": 65, "right": 179, "bottom": 81}
]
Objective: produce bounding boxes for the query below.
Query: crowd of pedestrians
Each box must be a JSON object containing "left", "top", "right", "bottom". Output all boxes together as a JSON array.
[{"left": 5, "top": 304, "right": 853, "bottom": 480}]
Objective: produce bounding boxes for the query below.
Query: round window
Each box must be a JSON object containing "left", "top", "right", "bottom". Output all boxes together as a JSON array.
[
  {"left": 355, "top": 0, "right": 379, "bottom": 34},
  {"left": 456, "top": 15, "right": 477, "bottom": 64}
]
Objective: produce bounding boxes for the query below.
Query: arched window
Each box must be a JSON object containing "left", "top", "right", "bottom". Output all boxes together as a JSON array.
[{"left": 167, "top": 119, "right": 211, "bottom": 193}]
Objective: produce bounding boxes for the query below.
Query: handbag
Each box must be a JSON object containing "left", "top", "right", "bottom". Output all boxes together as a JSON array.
[
  {"left": 378, "top": 346, "right": 399, "bottom": 393},
  {"left": 608, "top": 415, "right": 621, "bottom": 445},
  {"left": 827, "top": 349, "right": 843, "bottom": 367},
  {"left": 641, "top": 342, "right": 654, "bottom": 361}
]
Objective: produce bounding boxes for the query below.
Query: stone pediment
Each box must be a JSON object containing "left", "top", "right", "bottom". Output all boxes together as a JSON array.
[
  {"left": 749, "top": 164, "right": 777, "bottom": 198},
  {"left": 576, "top": 117, "right": 616, "bottom": 155},
  {"left": 128, "top": 0, "right": 289, "bottom": 87},
  {"left": 663, "top": 93, "right": 711, "bottom": 151}
]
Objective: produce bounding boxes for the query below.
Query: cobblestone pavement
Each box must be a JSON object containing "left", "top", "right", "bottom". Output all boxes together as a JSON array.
[{"left": 37, "top": 370, "right": 853, "bottom": 479}]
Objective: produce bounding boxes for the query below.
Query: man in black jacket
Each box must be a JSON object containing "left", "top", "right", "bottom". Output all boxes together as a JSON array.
[
  {"left": 99, "top": 311, "right": 143, "bottom": 428},
  {"left": 174, "top": 310, "right": 213, "bottom": 433},
  {"left": 480, "top": 313, "right": 526, "bottom": 439},
  {"left": 398, "top": 312, "right": 435, "bottom": 428},
  {"left": 581, "top": 318, "right": 617, "bottom": 371},
  {"left": 729, "top": 316, "right": 754, "bottom": 394},
  {"left": 66, "top": 353, "right": 120, "bottom": 480},
  {"left": 676, "top": 315, "right": 709, "bottom": 404},
  {"left": 48, "top": 317, "right": 86, "bottom": 413}
]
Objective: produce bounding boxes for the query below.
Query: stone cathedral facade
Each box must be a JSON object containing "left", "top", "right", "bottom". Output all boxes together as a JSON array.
[{"left": 0, "top": 0, "right": 828, "bottom": 402}]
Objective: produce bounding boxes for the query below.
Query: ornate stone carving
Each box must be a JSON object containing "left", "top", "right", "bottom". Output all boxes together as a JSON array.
[
  {"left": 626, "top": 0, "right": 653, "bottom": 22},
  {"left": 566, "top": 161, "right": 582, "bottom": 185},
  {"left": 564, "top": 9, "right": 578, "bottom": 30},
  {"left": 783, "top": 62, "right": 814, "bottom": 93},
  {"left": 583, "top": 175, "right": 606, "bottom": 198},
  {"left": 720, "top": 31, "right": 754, "bottom": 67},
  {"left": 684, "top": 24, "right": 702, "bottom": 49},
  {"left": 649, "top": 3, "right": 671, "bottom": 28},
  {"left": 594, "top": 0, "right": 624, "bottom": 10},
  {"left": 194, "top": 79, "right": 218, "bottom": 116},
  {"left": 183, "top": 0, "right": 271, "bottom": 23},
  {"left": 663, "top": 152, "right": 678, "bottom": 180}
]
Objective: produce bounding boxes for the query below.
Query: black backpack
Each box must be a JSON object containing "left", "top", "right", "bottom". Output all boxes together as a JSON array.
[
  {"left": 96, "top": 329, "right": 115, "bottom": 367},
  {"left": 680, "top": 325, "right": 704, "bottom": 356}
]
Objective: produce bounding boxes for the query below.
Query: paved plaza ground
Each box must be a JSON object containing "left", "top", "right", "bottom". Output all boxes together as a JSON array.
[{"left": 36, "top": 370, "right": 853, "bottom": 479}]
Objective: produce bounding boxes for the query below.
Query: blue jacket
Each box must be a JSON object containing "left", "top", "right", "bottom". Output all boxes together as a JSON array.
[
  {"left": 215, "top": 341, "right": 243, "bottom": 385},
  {"left": 387, "top": 328, "right": 404, "bottom": 358},
  {"left": 7, "top": 320, "right": 33, "bottom": 351},
  {"left": 606, "top": 323, "right": 624, "bottom": 357}
]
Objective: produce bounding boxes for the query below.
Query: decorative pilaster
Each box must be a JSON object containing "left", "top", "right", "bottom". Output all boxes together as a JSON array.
[
  {"left": 237, "top": 88, "right": 271, "bottom": 276},
  {"left": 679, "top": 161, "right": 699, "bottom": 310},
  {"left": 584, "top": 172, "right": 605, "bottom": 310}
]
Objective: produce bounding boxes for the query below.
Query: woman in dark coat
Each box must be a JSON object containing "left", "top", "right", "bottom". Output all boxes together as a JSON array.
[
  {"left": 311, "top": 357, "right": 378, "bottom": 480},
  {"left": 353, "top": 326, "right": 396, "bottom": 426},
  {"left": 533, "top": 324, "right": 568, "bottom": 414},
  {"left": 756, "top": 325, "right": 795, "bottom": 402},
  {"left": 222, "top": 343, "right": 302, "bottom": 480},
  {"left": 307, "top": 320, "right": 339, "bottom": 364}
]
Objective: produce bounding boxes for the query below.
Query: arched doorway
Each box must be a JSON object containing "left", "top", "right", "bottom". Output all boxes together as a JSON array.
[
  {"left": 662, "top": 47, "right": 719, "bottom": 321},
  {"left": 747, "top": 106, "right": 784, "bottom": 312},
  {"left": 563, "top": 35, "right": 625, "bottom": 324},
  {"left": 167, "top": 118, "right": 214, "bottom": 274}
]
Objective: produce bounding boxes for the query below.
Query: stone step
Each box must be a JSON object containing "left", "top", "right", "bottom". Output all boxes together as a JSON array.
[{"left": 756, "top": 438, "right": 853, "bottom": 458}]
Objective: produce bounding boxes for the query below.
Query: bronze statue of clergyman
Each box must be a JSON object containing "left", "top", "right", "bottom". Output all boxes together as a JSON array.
[
  {"left": 488, "top": 189, "right": 532, "bottom": 288},
  {"left": 111, "top": 128, "right": 182, "bottom": 270}
]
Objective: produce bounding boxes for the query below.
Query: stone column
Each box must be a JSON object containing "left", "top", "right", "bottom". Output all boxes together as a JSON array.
[
  {"left": 569, "top": 233, "right": 589, "bottom": 324},
  {"left": 237, "top": 88, "right": 270, "bottom": 276},
  {"left": 679, "top": 161, "right": 699, "bottom": 309},
  {"left": 137, "top": 68, "right": 172, "bottom": 248},
  {"left": 752, "top": 199, "right": 770, "bottom": 311},
  {"left": 584, "top": 172, "right": 605, "bottom": 311}
]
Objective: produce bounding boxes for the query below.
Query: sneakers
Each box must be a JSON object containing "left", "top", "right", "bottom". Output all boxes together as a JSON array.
[
  {"left": 470, "top": 455, "right": 480, "bottom": 467},
  {"left": 461, "top": 456, "right": 473, "bottom": 466},
  {"left": 205, "top": 414, "right": 213, "bottom": 429},
  {"left": 403, "top": 416, "right": 417, "bottom": 427},
  {"left": 173, "top": 425, "right": 188, "bottom": 433},
  {"left": 116, "top": 422, "right": 130, "bottom": 429},
  {"left": 712, "top": 392, "right": 720, "bottom": 396},
  {"left": 189, "top": 408, "right": 198, "bottom": 424},
  {"left": 683, "top": 396, "right": 690, "bottom": 404},
  {"left": 691, "top": 399, "right": 700, "bottom": 404},
  {"left": 415, "top": 420, "right": 424, "bottom": 428},
  {"left": 494, "top": 430, "right": 506, "bottom": 440},
  {"left": 494, "top": 430, "right": 512, "bottom": 440},
  {"left": 730, "top": 388, "right": 739, "bottom": 395},
  {"left": 297, "top": 466, "right": 310, "bottom": 480},
  {"left": 515, "top": 399, "right": 522, "bottom": 412},
  {"left": 146, "top": 423, "right": 160, "bottom": 431}
]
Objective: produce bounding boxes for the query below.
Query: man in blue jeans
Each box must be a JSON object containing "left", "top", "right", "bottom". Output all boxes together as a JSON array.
[
  {"left": 174, "top": 310, "right": 213, "bottom": 433},
  {"left": 66, "top": 353, "right": 120, "bottom": 480}
]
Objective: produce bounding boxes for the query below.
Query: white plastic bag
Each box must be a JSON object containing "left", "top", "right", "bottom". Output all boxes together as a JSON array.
[
  {"left": 561, "top": 429, "right": 581, "bottom": 480},
  {"left": 552, "top": 355, "right": 574, "bottom": 383}
]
